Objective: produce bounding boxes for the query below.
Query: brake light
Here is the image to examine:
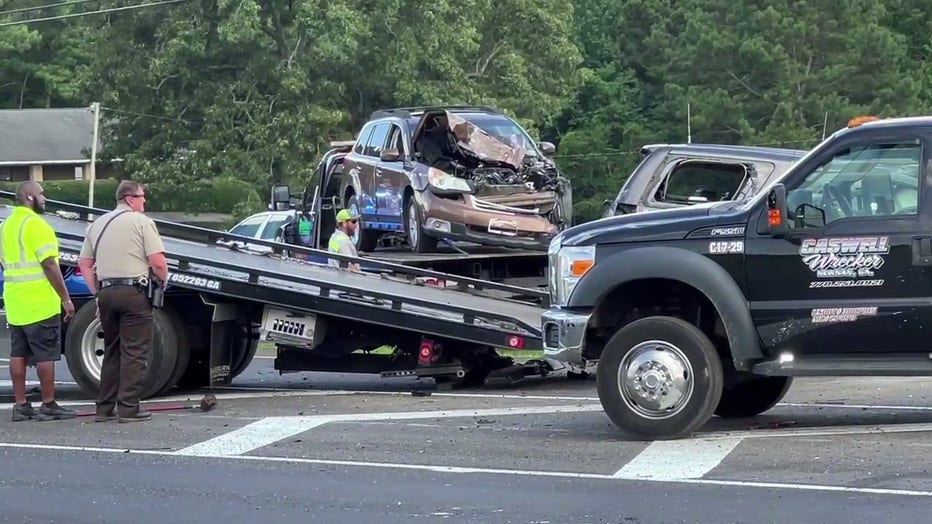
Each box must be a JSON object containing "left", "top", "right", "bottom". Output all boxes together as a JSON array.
[{"left": 507, "top": 335, "right": 524, "bottom": 349}]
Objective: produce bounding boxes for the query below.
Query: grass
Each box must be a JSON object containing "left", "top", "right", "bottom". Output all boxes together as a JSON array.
[{"left": 256, "top": 341, "right": 543, "bottom": 362}]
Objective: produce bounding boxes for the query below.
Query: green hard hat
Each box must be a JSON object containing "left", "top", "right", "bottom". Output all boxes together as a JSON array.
[{"left": 336, "top": 208, "right": 359, "bottom": 222}]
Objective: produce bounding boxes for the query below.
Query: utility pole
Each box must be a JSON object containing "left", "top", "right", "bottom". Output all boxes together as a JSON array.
[
  {"left": 687, "top": 102, "right": 692, "bottom": 144},
  {"left": 89, "top": 102, "right": 100, "bottom": 209}
]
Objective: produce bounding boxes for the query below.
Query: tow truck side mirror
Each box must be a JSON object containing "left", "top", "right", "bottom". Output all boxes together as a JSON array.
[
  {"left": 271, "top": 183, "right": 291, "bottom": 211},
  {"left": 766, "top": 183, "right": 788, "bottom": 237},
  {"left": 539, "top": 141, "right": 556, "bottom": 156}
]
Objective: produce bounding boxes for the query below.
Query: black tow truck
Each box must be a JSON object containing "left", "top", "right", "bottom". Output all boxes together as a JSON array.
[{"left": 542, "top": 115, "right": 931, "bottom": 439}]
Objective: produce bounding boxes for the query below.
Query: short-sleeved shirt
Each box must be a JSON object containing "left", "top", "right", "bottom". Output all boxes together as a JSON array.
[
  {"left": 327, "top": 229, "right": 357, "bottom": 268},
  {"left": 79, "top": 203, "right": 166, "bottom": 280},
  {"left": 1, "top": 206, "right": 61, "bottom": 325}
]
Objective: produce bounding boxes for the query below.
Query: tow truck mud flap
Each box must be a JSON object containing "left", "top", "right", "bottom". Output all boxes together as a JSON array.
[{"left": 203, "top": 299, "right": 239, "bottom": 386}]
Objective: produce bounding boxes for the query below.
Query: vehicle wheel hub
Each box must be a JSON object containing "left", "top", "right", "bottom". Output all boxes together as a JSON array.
[
  {"left": 80, "top": 317, "right": 105, "bottom": 383},
  {"left": 618, "top": 340, "right": 694, "bottom": 420}
]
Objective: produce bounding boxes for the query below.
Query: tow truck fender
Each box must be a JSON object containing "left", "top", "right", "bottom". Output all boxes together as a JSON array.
[{"left": 567, "top": 245, "right": 763, "bottom": 370}]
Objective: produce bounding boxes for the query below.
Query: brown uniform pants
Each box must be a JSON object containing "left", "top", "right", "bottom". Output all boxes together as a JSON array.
[{"left": 95, "top": 284, "right": 153, "bottom": 417}]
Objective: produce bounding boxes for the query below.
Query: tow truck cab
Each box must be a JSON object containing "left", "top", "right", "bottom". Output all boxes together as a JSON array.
[{"left": 543, "top": 115, "right": 932, "bottom": 440}]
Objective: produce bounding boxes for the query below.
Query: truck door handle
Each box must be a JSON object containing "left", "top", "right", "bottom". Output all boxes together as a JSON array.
[{"left": 912, "top": 236, "right": 932, "bottom": 266}]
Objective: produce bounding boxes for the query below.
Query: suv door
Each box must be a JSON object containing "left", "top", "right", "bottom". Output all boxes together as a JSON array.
[
  {"left": 357, "top": 122, "right": 390, "bottom": 222},
  {"left": 744, "top": 131, "right": 929, "bottom": 355},
  {"left": 375, "top": 122, "right": 407, "bottom": 223}
]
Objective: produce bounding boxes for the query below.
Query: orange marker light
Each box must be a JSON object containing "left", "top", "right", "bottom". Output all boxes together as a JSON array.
[
  {"left": 768, "top": 208, "right": 782, "bottom": 226},
  {"left": 570, "top": 259, "right": 594, "bottom": 276},
  {"left": 847, "top": 115, "right": 880, "bottom": 128}
]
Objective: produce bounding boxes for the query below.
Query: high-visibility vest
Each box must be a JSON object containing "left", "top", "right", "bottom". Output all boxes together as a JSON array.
[
  {"left": 328, "top": 230, "right": 355, "bottom": 267},
  {"left": 0, "top": 206, "right": 61, "bottom": 325}
]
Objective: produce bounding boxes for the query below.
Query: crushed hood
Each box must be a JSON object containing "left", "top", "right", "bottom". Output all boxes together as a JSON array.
[{"left": 412, "top": 109, "right": 527, "bottom": 170}]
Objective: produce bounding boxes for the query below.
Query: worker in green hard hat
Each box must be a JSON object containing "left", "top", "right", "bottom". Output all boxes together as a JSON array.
[{"left": 328, "top": 208, "right": 360, "bottom": 271}]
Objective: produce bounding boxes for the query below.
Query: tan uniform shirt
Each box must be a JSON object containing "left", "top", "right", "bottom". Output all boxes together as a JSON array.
[{"left": 79, "top": 203, "right": 166, "bottom": 280}]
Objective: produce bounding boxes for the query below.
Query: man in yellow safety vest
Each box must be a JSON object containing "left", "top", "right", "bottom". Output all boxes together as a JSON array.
[
  {"left": 328, "top": 208, "right": 360, "bottom": 272},
  {"left": 1, "top": 181, "right": 76, "bottom": 421}
]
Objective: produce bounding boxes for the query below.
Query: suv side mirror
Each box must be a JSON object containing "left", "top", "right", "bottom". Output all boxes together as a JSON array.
[
  {"left": 271, "top": 183, "right": 291, "bottom": 211},
  {"left": 767, "top": 183, "right": 788, "bottom": 237},
  {"left": 380, "top": 148, "right": 402, "bottom": 162},
  {"left": 539, "top": 141, "right": 556, "bottom": 156}
]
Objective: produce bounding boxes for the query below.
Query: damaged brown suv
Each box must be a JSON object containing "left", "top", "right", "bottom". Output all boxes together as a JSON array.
[{"left": 334, "top": 106, "right": 572, "bottom": 253}]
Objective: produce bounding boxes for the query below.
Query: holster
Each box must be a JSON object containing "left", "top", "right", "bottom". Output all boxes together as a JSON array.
[{"left": 143, "top": 269, "right": 165, "bottom": 308}]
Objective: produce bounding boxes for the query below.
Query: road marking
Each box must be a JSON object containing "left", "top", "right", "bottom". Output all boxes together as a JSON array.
[
  {"left": 613, "top": 437, "right": 744, "bottom": 480},
  {"left": 696, "top": 421, "right": 932, "bottom": 440},
  {"left": 174, "top": 404, "right": 604, "bottom": 457},
  {"left": 174, "top": 416, "right": 332, "bottom": 456},
  {"left": 3, "top": 441, "right": 932, "bottom": 498}
]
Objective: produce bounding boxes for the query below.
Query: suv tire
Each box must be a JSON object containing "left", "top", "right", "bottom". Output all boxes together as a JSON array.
[
  {"left": 406, "top": 196, "right": 438, "bottom": 253},
  {"left": 596, "top": 316, "right": 724, "bottom": 440}
]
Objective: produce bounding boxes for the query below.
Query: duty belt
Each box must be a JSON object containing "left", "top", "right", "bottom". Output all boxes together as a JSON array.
[{"left": 99, "top": 277, "right": 146, "bottom": 289}]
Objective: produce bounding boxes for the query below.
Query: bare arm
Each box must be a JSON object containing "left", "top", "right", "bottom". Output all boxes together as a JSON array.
[
  {"left": 147, "top": 252, "right": 168, "bottom": 282},
  {"left": 40, "top": 257, "right": 70, "bottom": 304},
  {"left": 142, "top": 219, "right": 168, "bottom": 282},
  {"left": 77, "top": 256, "right": 97, "bottom": 295}
]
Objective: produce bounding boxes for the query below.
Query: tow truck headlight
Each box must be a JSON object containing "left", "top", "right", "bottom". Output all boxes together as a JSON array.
[
  {"left": 428, "top": 167, "right": 472, "bottom": 193},
  {"left": 550, "top": 244, "right": 594, "bottom": 307}
]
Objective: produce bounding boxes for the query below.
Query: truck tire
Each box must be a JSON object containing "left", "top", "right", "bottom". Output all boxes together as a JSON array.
[
  {"left": 64, "top": 299, "right": 181, "bottom": 400},
  {"left": 714, "top": 376, "right": 793, "bottom": 418},
  {"left": 596, "top": 316, "right": 723, "bottom": 440}
]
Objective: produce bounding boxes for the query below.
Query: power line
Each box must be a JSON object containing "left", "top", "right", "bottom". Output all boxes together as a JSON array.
[
  {"left": 0, "top": 0, "right": 101, "bottom": 17},
  {"left": 0, "top": 0, "right": 187, "bottom": 27}
]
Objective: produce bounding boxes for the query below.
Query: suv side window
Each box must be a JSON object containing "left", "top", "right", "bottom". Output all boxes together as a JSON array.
[
  {"left": 655, "top": 160, "right": 749, "bottom": 204},
  {"left": 363, "top": 123, "right": 390, "bottom": 157},
  {"left": 386, "top": 124, "right": 406, "bottom": 157},
  {"left": 786, "top": 140, "right": 921, "bottom": 228},
  {"left": 354, "top": 125, "right": 374, "bottom": 155}
]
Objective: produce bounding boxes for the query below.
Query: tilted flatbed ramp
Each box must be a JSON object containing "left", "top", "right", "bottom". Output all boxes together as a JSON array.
[{"left": 0, "top": 206, "right": 544, "bottom": 349}]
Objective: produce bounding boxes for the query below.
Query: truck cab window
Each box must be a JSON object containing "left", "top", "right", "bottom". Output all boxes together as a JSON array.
[{"left": 786, "top": 141, "right": 921, "bottom": 228}]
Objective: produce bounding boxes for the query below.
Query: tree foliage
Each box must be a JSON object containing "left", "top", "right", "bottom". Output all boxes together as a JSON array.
[{"left": 0, "top": 0, "right": 928, "bottom": 221}]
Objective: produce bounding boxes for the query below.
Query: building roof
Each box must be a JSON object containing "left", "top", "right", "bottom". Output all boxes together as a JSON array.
[{"left": 0, "top": 108, "right": 97, "bottom": 165}]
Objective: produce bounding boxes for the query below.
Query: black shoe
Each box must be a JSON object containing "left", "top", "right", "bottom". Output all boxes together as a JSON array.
[
  {"left": 11, "top": 402, "right": 37, "bottom": 422},
  {"left": 118, "top": 410, "right": 152, "bottom": 423},
  {"left": 95, "top": 410, "right": 118, "bottom": 422},
  {"left": 36, "top": 401, "right": 76, "bottom": 421}
]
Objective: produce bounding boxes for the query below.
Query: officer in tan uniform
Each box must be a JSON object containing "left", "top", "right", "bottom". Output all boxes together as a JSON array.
[{"left": 77, "top": 180, "right": 168, "bottom": 423}]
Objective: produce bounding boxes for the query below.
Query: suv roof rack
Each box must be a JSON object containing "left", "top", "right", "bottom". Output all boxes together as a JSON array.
[{"left": 369, "top": 105, "right": 500, "bottom": 120}]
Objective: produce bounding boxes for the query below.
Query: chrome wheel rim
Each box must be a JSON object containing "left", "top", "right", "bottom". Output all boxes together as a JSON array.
[
  {"left": 407, "top": 201, "right": 419, "bottom": 247},
  {"left": 80, "top": 317, "right": 105, "bottom": 383},
  {"left": 618, "top": 340, "right": 694, "bottom": 420}
]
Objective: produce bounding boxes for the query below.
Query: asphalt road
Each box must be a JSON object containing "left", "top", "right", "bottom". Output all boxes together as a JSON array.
[{"left": 5, "top": 349, "right": 932, "bottom": 522}]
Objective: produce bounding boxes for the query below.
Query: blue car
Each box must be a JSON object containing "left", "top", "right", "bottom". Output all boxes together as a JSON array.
[{"left": 0, "top": 265, "right": 91, "bottom": 306}]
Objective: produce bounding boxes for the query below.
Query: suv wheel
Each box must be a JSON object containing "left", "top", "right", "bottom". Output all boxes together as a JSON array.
[
  {"left": 406, "top": 196, "right": 438, "bottom": 253},
  {"left": 345, "top": 193, "right": 378, "bottom": 252},
  {"left": 596, "top": 316, "right": 723, "bottom": 440}
]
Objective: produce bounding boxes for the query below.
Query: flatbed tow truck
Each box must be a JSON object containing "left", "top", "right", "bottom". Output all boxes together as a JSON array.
[{"left": 0, "top": 193, "right": 565, "bottom": 399}]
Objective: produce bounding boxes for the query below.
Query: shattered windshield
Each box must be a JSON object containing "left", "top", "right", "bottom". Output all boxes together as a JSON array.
[{"left": 456, "top": 113, "right": 540, "bottom": 155}]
